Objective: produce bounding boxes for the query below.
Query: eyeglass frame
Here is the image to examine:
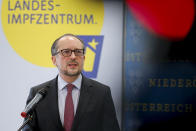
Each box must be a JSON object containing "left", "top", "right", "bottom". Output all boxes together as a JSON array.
[{"left": 53, "top": 48, "right": 85, "bottom": 57}]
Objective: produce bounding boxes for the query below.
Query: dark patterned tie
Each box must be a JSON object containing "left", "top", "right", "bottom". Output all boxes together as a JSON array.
[{"left": 64, "top": 84, "right": 74, "bottom": 131}]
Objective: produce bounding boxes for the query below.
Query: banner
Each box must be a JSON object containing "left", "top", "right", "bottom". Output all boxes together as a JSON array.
[
  {"left": 124, "top": 4, "right": 196, "bottom": 131},
  {"left": 0, "top": 0, "right": 123, "bottom": 130}
]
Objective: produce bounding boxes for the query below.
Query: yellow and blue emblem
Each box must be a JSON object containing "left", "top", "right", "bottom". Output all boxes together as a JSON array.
[{"left": 78, "top": 35, "right": 104, "bottom": 78}]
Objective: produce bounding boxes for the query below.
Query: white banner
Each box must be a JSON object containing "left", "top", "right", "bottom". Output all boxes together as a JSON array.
[{"left": 0, "top": 0, "right": 123, "bottom": 130}]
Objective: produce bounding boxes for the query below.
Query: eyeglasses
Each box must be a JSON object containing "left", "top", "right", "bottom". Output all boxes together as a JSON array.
[{"left": 55, "top": 49, "right": 84, "bottom": 57}]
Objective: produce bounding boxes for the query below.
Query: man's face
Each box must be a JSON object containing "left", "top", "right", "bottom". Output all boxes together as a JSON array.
[{"left": 52, "top": 36, "right": 85, "bottom": 77}]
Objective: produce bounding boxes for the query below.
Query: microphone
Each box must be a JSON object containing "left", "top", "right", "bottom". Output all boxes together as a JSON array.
[{"left": 21, "top": 88, "right": 47, "bottom": 118}]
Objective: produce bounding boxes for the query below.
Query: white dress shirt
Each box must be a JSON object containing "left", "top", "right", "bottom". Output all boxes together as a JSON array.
[{"left": 58, "top": 74, "right": 82, "bottom": 126}]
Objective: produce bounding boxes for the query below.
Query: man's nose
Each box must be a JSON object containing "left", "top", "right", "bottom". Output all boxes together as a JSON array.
[{"left": 70, "top": 52, "right": 76, "bottom": 59}]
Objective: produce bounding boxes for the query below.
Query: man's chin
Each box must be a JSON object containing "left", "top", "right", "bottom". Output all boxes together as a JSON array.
[{"left": 64, "top": 70, "right": 81, "bottom": 77}]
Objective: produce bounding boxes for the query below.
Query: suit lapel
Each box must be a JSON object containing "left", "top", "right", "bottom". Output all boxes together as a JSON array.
[
  {"left": 72, "top": 76, "right": 93, "bottom": 130},
  {"left": 45, "top": 77, "right": 64, "bottom": 131}
]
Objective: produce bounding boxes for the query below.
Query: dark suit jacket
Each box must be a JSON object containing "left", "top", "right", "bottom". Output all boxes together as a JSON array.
[{"left": 23, "top": 75, "right": 120, "bottom": 131}]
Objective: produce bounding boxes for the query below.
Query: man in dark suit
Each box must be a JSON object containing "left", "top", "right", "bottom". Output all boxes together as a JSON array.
[{"left": 23, "top": 34, "right": 120, "bottom": 131}]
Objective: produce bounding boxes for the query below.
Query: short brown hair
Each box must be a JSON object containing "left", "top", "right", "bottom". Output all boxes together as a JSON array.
[{"left": 51, "top": 34, "right": 85, "bottom": 56}]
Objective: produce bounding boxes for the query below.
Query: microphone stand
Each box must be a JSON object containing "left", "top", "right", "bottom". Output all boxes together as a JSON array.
[{"left": 17, "top": 115, "right": 33, "bottom": 131}]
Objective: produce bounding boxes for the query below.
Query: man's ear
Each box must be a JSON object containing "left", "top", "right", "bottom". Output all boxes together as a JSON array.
[{"left": 51, "top": 56, "right": 57, "bottom": 66}]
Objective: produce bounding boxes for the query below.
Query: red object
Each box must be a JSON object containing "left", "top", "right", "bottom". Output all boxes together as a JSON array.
[
  {"left": 21, "top": 112, "right": 27, "bottom": 118},
  {"left": 64, "top": 84, "right": 74, "bottom": 131},
  {"left": 126, "top": 0, "right": 195, "bottom": 40}
]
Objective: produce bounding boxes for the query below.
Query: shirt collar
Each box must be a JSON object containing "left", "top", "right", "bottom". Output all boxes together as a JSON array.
[{"left": 58, "top": 74, "right": 82, "bottom": 91}]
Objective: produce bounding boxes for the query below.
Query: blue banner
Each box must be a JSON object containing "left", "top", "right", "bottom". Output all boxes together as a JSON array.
[{"left": 123, "top": 6, "right": 196, "bottom": 131}]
